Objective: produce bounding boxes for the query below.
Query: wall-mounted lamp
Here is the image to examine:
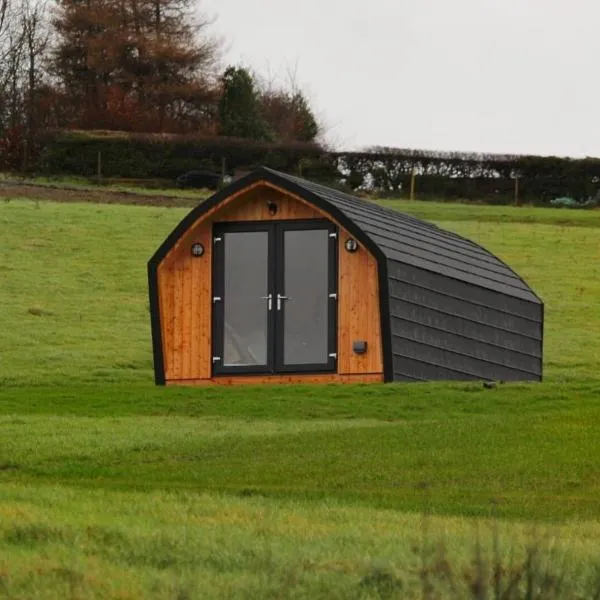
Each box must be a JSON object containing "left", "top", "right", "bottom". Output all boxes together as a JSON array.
[
  {"left": 345, "top": 238, "right": 359, "bottom": 253},
  {"left": 267, "top": 201, "right": 278, "bottom": 215},
  {"left": 191, "top": 243, "right": 205, "bottom": 257}
]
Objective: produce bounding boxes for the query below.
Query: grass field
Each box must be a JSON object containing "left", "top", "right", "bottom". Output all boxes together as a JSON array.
[
  {"left": 1, "top": 196, "right": 599, "bottom": 598},
  {"left": 0, "top": 172, "right": 212, "bottom": 199}
]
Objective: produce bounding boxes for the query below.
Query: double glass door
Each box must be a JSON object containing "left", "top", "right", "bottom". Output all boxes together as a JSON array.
[{"left": 212, "top": 220, "right": 337, "bottom": 375}]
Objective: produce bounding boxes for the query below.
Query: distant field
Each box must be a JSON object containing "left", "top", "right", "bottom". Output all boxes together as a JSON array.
[
  {"left": 0, "top": 173, "right": 211, "bottom": 199},
  {"left": 0, "top": 196, "right": 599, "bottom": 598}
]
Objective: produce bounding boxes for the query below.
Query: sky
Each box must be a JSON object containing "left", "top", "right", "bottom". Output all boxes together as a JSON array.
[{"left": 202, "top": 0, "right": 600, "bottom": 157}]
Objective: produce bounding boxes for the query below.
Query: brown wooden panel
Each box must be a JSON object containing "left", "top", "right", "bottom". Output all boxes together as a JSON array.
[
  {"left": 171, "top": 261, "right": 184, "bottom": 379},
  {"left": 158, "top": 222, "right": 212, "bottom": 381},
  {"left": 168, "top": 373, "right": 384, "bottom": 386},
  {"left": 181, "top": 256, "right": 192, "bottom": 378},
  {"left": 157, "top": 180, "right": 383, "bottom": 383},
  {"left": 218, "top": 186, "right": 322, "bottom": 222},
  {"left": 338, "top": 230, "right": 383, "bottom": 375},
  {"left": 194, "top": 223, "right": 212, "bottom": 379}
]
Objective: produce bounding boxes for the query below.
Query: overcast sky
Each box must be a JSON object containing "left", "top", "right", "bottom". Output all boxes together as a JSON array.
[{"left": 203, "top": 0, "right": 600, "bottom": 157}]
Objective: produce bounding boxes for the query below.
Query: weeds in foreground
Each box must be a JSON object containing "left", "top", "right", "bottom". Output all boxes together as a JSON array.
[{"left": 360, "top": 507, "right": 597, "bottom": 599}]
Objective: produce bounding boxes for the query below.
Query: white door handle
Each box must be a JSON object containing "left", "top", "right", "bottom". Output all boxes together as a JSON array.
[
  {"left": 277, "top": 294, "right": 290, "bottom": 311},
  {"left": 259, "top": 294, "right": 273, "bottom": 310}
]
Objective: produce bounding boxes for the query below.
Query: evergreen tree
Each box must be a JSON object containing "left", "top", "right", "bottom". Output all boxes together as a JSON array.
[{"left": 218, "top": 66, "right": 271, "bottom": 140}]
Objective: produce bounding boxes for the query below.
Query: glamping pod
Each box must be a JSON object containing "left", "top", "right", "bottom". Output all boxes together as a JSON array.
[{"left": 148, "top": 168, "right": 543, "bottom": 385}]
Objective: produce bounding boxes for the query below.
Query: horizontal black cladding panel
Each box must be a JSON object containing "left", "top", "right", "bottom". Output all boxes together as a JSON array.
[
  {"left": 388, "top": 261, "right": 542, "bottom": 319},
  {"left": 388, "top": 279, "right": 542, "bottom": 338},
  {"left": 393, "top": 356, "right": 483, "bottom": 382},
  {"left": 328, "top": 203, "right": 498, "bottom": 265},
  {"left": 391, "top": 317, "right": 540, "bottom": 375},
  {"left": 358, "top": 223, "right": 517, "bottom": 280},
  {"left": 390, "top": 295, "right": 542, "bottom": 354},
  {"left": 377, "top": 239, "right": 526, "bottom": 290},
  {"left": 385, "top": 249, "right": 533, "bottom": 301},
  {"left": 391, "top": 337, "right": 540, "bottom": 381}
]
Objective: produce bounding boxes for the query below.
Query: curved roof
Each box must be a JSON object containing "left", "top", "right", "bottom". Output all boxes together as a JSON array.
[
  {"left": 254, "top": 168, "right": 540, "bottom": 304},
  {"left": 150, "top": 167, "right": 540, "bottom": 304}
]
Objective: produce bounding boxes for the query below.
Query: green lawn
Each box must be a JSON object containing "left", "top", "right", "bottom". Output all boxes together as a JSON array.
[{"left": 1, "top": 198, "right": 599, "bottom": 598}]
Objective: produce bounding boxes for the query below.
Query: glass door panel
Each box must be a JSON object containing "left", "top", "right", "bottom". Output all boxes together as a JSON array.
[
  {"left": 278, "top": 227, "right": 333, "bottom": 370},
  {"left": 222, "top": 231, "right": 269, "bottom": 368}
]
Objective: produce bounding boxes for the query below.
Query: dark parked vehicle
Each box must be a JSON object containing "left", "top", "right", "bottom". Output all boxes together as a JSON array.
[{"left": 176, "top": 169, "right": 221, "bottom": 190}]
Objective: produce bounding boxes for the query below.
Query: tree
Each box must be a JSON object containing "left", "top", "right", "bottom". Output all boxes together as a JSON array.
[
  {"left": 0, "top": 0, "right": 8, "bottom": 34},
  {"left": 22, "top": 0, "right": 49, "bottom": 167},
  {"left": 50, "top": 0, "right": 220, "bottom": 132},
  {"left": 218, "top": 66, "right": 271, "bottom": 140},
  {"left": 0, "top": 0, "right": 50, "bottom": 170},
  {"left": 124, "top": 0, "right": 221, "bottom": 131},
  {"left": 260, "top": 89, "right": 319, "bottom": 142},
  {"left": 0, "top": 0, "right": 19, "bottom": 135}
]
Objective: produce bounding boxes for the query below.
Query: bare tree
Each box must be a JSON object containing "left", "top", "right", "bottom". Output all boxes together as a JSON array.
[
  {"left": 2, "top": 26, "right": 24, "bottom": 131},
  {"left": 0, "top": 0, "right": 9, "bottom": 35},
  {"left": 0, "top": 0, "right": 49, "bottom": 169},
  {"left": 21, "top": 0, "right": 49, "bottom": 167}
]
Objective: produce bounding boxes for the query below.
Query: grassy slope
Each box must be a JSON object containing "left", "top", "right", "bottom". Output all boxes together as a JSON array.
[
  {"left": 1, "top": 198, "right": 599, "bottom": 597},
  {"left": 1, "top": 199, "right": 598, "bottom": 386}
]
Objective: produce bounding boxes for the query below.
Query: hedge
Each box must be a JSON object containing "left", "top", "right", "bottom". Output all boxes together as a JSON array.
[
  {"left": 25, "top": 132, "right": 600, "bottom": 204},
  {"left": 36, "top": 130, "right": 324, "bottom": 179}
]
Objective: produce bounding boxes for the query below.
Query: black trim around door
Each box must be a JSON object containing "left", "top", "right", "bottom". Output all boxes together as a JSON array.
[{"left": 212, "top": 219, "right": 337, "bottom": 377}]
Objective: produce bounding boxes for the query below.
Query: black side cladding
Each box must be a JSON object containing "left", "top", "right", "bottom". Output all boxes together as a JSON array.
[{"left": 387, "top": 263, "right": 543, "bottom": 381}]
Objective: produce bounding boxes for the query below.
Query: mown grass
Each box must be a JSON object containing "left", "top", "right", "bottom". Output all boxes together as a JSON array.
[
  {"left": 1, "top": 197, "right": 599, "bottom": 597},
  {"left": 2, "top": 397, "right": 600, "bottom": 520}
]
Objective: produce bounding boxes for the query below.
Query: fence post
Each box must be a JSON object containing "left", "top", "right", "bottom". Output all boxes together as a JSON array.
[
  {"left": 96, "top": 151, "right": 102, "bottom": 183},
  {"left": 410, "top": 168, "right": 416, "bottom": 200},
  {"left": 21, "top": 139, "right": 28, "bottom": 174},
  {"left": 514, "top": 176, "right": 520, "bottom": 206}
]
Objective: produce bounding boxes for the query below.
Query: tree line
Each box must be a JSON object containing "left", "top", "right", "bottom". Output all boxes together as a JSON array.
[
  {"left": 0, "top": 0, "right": 319, "bottom": 169},
  {"left": 33, "top": 131, "right": 600, "bottom": 205}
]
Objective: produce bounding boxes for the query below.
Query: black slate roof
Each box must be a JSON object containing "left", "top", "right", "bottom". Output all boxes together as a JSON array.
[{"left": 263, "top": 168, "right": 541, "bottom": 304}]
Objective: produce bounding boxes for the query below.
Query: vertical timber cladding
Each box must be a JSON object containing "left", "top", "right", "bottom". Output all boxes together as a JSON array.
[
  {"left": 157, "top": 215, "right": 212, "bottom": 381},
  {"left": 157, "top": 181, "right": 384, "bottom": 382},
  {"left": 338, "top": 229, "right": 383, "bottom": 375}
]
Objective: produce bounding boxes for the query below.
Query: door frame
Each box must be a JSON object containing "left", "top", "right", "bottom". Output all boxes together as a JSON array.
[{"left": 211, "top": 219, "right": 338, "bottom": 377}]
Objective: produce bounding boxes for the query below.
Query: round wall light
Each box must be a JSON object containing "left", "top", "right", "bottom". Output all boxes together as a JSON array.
[
  {"left": 191, "top": 243, "right": 205, "bottom": 257},
  {"left": 345, "top": 238, "right": 359, "bottom": 253}
]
